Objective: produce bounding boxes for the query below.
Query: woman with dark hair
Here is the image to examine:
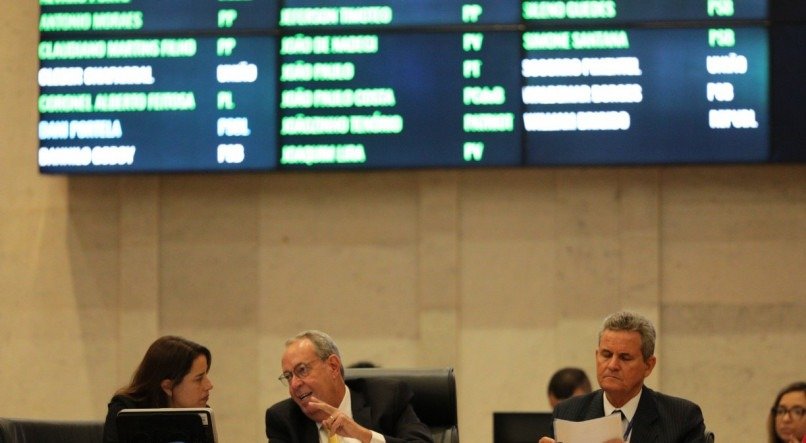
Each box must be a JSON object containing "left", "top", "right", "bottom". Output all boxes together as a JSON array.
[
  {"left": 768, "top": 381, "right": 806, "bottom": 443},
  {"left": 102, "top": 335, "right": 214, "bottom": 443}
]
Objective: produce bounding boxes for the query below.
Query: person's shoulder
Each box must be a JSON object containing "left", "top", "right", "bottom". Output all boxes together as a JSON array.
[
  {"left": 266, "top": 397, "right": 298, "bottom": 415},
  {"left": 347, "top": 377, "right": 414, "bottom": 408},
  {"left": 560, "top": 389, "right": 600, "bottom": 406},
  {"left": 643, "top": 387, "right": 703, "bottom": 415},
  {"left": 554, "top": 390, "right": 601, "bottom": 416},
  {"left": 347, "top": 376, "right": 406, "bottom": 393},
  {"left": 108, "top": 394, "right": 139, "bottom": 409},
  {"left": 362, "top": 376, "right": 416, "bottom": 398},
  {"left": 645, "top": 387, "right": 700, "bottom": 407}
]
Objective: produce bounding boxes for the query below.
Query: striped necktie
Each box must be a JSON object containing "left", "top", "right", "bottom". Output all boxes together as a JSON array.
[{"left": 612, "top": 409, "right": 632, "bottom": 441}]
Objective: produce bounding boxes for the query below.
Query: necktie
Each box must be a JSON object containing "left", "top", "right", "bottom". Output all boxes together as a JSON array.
[
  {"left": 328, "top": 433, "right": 341, "bottom": 443},
  {"left": 612, "top": 410, "right": 631, "bottom": 441}
]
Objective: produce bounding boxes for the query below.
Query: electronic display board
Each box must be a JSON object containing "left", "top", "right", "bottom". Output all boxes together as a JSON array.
[
  {"left": 38, "top": 0, "right": 279, "bottom": 173},
  {"left": 38, "top": 35, "right": 278, "bottom": 172},
  {"left": 278, "top": 31, "right": 523, "bottom": 169},
  {"left": 36, "top": 0, "right": 801, "bottom": 173},
  {"left": 522, "top": 26, "right": 769, "bottom": 165}
]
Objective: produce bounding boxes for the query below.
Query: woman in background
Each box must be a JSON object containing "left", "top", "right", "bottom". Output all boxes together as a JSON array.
[
  {"left": 768, "top": 381, "right": 806, "bottom": 443},
  {"left": 102, "top": 335, "right": 214, "bottom": 443}
]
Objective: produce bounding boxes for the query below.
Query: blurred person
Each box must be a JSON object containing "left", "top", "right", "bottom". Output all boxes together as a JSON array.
[
  {"left": 547, "top": 367, "right": 592, "bottom": 409},
  {"left": 349, "top": 361, "right": 379, "bottom": 369},
  {"left": 539, "top": 311, "right": 707, "bottom": 443},
  {"left": 768, "top": 381, "right": 806, "bottom": 443},
  {"left": 102, "top": 335, "right": 213, "bottom": 443},
  {"left": 265, "top": 330, "right": 432, "bottom": 443}
]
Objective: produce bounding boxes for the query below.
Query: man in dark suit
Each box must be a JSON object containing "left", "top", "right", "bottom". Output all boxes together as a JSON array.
[
  {"left": 540, "top": 311, "right": 707, "bottom": 443},
  {"left": 265, "top": 330, "right": 433, "bottom": 443}
]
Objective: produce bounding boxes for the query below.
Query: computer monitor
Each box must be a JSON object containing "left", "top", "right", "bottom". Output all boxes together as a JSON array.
[
  {"left": 493, "top": 412, "right": 554, "bottom": 443},
  {"left": 116, "top": 408, "right": 218, "bottom": 443}
]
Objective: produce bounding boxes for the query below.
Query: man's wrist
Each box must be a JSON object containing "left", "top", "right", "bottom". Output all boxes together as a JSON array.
[{"left": 368, "top": 429, "right": 385, "bottom": 443}]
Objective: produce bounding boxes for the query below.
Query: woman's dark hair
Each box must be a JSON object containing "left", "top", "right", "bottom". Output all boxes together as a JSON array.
[
  {"left": 116, "top": 335, "right": 211, "bottom": 407},
  {"left": 768, "top": 381, "right": 806, "bottom": 443}
]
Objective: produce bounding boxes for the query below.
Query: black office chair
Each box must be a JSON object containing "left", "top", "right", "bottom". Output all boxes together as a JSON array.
[
  {"left": 344, "top": 367, "right": 459, "bottom": 443},
  {"left": 0, "top": 418, "right": 103, "bottom": 443}
]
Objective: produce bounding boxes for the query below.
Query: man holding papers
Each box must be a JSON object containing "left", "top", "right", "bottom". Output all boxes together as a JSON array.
[{"left": 540, "top": 311, "right": 708, "bottom": 443}]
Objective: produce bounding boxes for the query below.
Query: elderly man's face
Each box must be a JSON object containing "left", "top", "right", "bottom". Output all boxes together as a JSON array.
[
  {"left": 595, "top": 329, "right": 656, "bottom": 407},
  {"left": 281, "top": 339, "right": 344, "bottom": 422}
]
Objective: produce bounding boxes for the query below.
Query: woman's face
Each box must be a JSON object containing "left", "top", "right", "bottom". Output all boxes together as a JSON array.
[
  {"left": 164, "top": 354, "right": 213, "bottom": 408},
  {"left": 775, "top": 391, "right": 806, "bottom": 442}
]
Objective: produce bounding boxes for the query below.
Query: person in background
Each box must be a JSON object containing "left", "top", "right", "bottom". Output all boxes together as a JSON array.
[
  {"left": 539, "top": 311, "right": 707, "bottom": 443},
  {"left": 102, "top": 335, "right": 213, "bottom": 443},
  {"left": 768, "top": 381, "right": 806, "bottom": 443},
  {"left": 547, "top": 367, "right": 592, "bottom": 409},
  {"left": 349, "top": 360, "right": 379, "bottom": 369},
  {"left": 265, "top": 329, "right": 432, "bottom": 443}
]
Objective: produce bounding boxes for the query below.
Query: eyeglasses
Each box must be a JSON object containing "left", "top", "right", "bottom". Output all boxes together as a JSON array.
[
  {"left": 278, "top": 359, "right": 322, "bottom": 386},
  {"left": 772, "top": 406, "right": 805, "bottom": 419}
]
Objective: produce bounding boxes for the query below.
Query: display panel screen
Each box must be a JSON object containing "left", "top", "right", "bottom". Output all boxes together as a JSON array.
[
  {"left": 522, "top": 26, "right": 769, "bottom": 165},
  {"left": 279, "top": 31, "right": 523, "bottom": 169},
  {"left": 38, "top": 35, "right": 278, "bottom": 173},
  {"left": 35, "top": 0, "right": 800, "bottom": 173}
]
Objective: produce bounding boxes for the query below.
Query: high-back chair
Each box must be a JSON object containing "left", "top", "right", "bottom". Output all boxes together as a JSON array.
[
  {"left": 0, "top": 418, "right": 103, "bottom": 443},
  {"left": 344, "top": 367, "right": 459, "bottom": 443}
]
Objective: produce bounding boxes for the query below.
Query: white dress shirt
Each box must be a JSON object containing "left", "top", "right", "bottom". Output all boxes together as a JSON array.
[
  {"left": 603, "top": 389, "right": 642, "bottom": 442},
  {"left": 318, "top": 388, "right": 385, "bottom": 443}
]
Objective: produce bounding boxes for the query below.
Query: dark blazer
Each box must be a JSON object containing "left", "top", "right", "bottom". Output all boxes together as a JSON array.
[
  {"left": 102, "top": 395, "right": 140, "bottom": 443},
  {"left": 551, "top": 387, "right": 707, "bottom": 443},
  {"left": 265, "top": 377, "right": 433, "bottom": 443}
]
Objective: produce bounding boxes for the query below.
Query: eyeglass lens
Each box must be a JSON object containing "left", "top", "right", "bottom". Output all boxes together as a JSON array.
[
  {"left": 278, "top": 360, "right": 316, "bottom": 385},
  {"left": 774, "top": 406, "right": 805, "bottom": 419}
]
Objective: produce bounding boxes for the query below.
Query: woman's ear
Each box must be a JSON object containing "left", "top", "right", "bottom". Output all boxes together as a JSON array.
[{"left": 161, "top": 379, "right": 173, "bottom": 398}]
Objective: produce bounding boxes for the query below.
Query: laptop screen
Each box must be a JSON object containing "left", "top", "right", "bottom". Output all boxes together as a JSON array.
[
  {"left": 493, "top": 412, "right": 554, "bottom": 443},
  {"left": 117, "top": 407, "right": 218, "bottom": 443}
]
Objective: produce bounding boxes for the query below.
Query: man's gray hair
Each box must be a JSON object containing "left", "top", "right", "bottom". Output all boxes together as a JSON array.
[
  {"left": 599, "top": 311, "right": 656, "bottom": 361},
  {"left": 287, "top": 330, "right": 344, "bottom": 376}
]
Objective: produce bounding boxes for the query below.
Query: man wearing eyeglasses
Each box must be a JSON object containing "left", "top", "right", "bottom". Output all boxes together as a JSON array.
[
  {"left": 265, "top": 330, "right": 433, "bottom": 443},
  {"left": 539, "top": 311, "right": 709, "bottom": 443}
]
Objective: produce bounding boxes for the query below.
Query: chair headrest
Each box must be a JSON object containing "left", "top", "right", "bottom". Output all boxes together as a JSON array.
[{"left": 344, "top": 367, "right": 457, "bottom": 427}]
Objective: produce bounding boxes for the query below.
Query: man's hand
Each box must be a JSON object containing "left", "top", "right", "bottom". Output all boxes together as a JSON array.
[{"left": 309, "top": 396, "right": 374, "bottom": 443}]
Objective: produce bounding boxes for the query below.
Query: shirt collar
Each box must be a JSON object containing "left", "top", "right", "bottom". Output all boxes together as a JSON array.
[
  {"left": 603, "top": 388, "right": 642, "bottom": 423},
  {"left": 317, "top": 388, "right": 354, "bottom": 433}
]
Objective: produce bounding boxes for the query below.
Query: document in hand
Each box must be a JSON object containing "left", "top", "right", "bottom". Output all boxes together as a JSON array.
[{"left": 553, "top": 413, "right": 622, "bottom": 443}]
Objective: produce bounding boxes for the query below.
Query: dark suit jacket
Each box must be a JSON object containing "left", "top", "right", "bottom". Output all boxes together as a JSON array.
[
  {"left": 265, "top": 377, "right": 433, "bottom": 443},
  {"left": 102, "top": 395, "right": 140, "bottom": 443},
  {"left": 551, "top": 387, "right": 706, "bottom": 443}
]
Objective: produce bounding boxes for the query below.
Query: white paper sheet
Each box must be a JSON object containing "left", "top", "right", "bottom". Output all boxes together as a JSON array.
[{"left": 553, "top": 413, "right": 623, "bottom": 443}]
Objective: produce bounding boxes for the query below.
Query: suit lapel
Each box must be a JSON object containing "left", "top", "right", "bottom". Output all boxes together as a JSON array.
[
  {"left": 583, "top": 391, "right": 606, "bottom": 420},
  {"left": 349, "top": 385, "right": 373, "bottom": 429},
  {"left": 629, "top": 387, "right": 660, "bottom": 442},
  {"left": 303, "top": 420, "right": 319, "bottom": 443}
]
